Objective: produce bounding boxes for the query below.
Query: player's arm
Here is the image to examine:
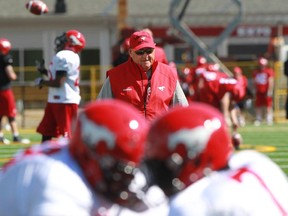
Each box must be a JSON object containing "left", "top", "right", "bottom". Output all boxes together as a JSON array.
[
  {"left": 97, "top": 77, "right": 114, "bottom": 99},
  {"left": 220, "top": 92, "right": 232, "bottom": 127},
  {"left": 35, "top": 59, "right": 48, "bottom": 76},
  {"left": 5, "top": 65, "right": 17, "bottom": 81},
  {"left": 172, "top": 80, "right": 189, "bottom": 107},
  {"left": 267, "top": 72, "right": 274, "bottom": 97},
  {"left": 36, "top": 70, "right": 67, "bottom": 88}
]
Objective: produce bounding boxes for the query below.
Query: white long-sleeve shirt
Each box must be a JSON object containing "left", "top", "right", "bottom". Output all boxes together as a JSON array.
[
  {"left": 0, "top": 139, "right": 168, "bottom": 216},
  {"left": 169, "top": 150, "right": 288, "bottom": 216}
]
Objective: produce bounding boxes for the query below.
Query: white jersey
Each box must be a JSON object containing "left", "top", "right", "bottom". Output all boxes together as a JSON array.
[
  {"left": 47, "top": 50, "right": 81, "bottom": 104},
  {"left": 169, "top": 150, "right": 288, "bottom": 216},
  {"left": 0, "top": 139, "right": 98, "bottom": 216},
  {"left": 0, "top": 139, "right": 168, "bottom": 216}
]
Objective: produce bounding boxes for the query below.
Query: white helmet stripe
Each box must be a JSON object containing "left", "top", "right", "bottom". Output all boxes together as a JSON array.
[
  {"left": 168, "top": 118, "right": 221, "bottom": 158},
  {"left": 70, "top": 35, "right": 83, "bottom": 46},
  {"left": 80, "top": 113, "right": 116, "bottom": 149}
]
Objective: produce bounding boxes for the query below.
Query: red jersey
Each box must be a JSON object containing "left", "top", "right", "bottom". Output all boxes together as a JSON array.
[
  {"left": 190, "top": 64, "right": 208, "bottom": 87},
  {"left": 178, "top": 64, "right": 208, "bottom": 102},
  {"left": 252, "top": 67, "right": 274, "bottom": 93},
  {"left": 196, "top": 71, "right": 244, "bottom": 109},
  {"left": 235, "top": 74, "right": 248, "bottom": 92}
]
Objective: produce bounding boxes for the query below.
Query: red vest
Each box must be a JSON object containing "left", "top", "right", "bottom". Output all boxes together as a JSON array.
[{"left": 108, "top": 59, "right": 178, "bottom": 122}]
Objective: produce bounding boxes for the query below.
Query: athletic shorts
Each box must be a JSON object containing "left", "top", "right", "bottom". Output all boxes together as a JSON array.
[
  {"left": 36, "top": 103, "right": 78, "bottom": 138},
  {"left": 255, "top": 92, "right": 273, "bottom": 108},
  {"left": 0, "top": 89, "right": 17, "bottom": 118}
]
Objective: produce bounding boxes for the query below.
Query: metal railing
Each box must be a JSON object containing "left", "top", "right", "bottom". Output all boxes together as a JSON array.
[
  {"left": 12, "top": 65, "right": 107, "bottom": 103},
  {"left": 11, "top": 62, "right": 288, "bottom": 127}
]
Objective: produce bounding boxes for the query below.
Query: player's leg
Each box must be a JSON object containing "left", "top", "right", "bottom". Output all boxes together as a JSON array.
[
  {"left": 55, "top": 103, "right": 78, "bottom": 139},
  {"left": 266, "top": 96, "right": 273, "bottom": 125},
  {"left": 254, "top": 93, "right": 264, "bottom": 126}
]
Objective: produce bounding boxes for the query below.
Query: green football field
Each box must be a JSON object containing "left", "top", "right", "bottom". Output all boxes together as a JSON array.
[
  {"left": 0, "top": 123, "right": 288, "bottom": 175},
  {"left": 237, "top": 122, "right": 288, "bottom": 175},
  {"left": 0, "top": 129, "right": 42, "bottom": 167}
]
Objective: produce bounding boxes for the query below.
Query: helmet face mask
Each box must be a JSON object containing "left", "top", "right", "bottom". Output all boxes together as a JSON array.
[
  {"left": 145, "top": 156, "right": 185, "bottom": 196},
  {"left": 54, "top": 32, "right": 67, "bottom": 53},
  {"left": 145, "top": 102, "right": 233, "bottom": 197},
  {"left": 96, "top": 156, "right": 140, "bottom": 206}
]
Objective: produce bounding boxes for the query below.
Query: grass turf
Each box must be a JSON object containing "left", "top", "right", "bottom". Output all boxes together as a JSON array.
[
  {"left": 0, "top": 123, "right": 287, "bottom": 175},
  {"left": 0, "top": 129, "right": 41, "bottom": 165},
  {"left": 237, "top": 122, "right": 288, "bottom": 174}
]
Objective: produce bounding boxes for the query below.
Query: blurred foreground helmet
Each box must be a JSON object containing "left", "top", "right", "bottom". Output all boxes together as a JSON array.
[
  {"left": 69, "top": 99, "right": 148, "bottom": 205},
  {"left": 145, "top": 102, "right": 233, "bottom": 196},
  {"left": 55, "top": 29, "right": 86, "bottom": 53},
  {"left": 0, "top": 38, "right": 11, "bottom": 55}
]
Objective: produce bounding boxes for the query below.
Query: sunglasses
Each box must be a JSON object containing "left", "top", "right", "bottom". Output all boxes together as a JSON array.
[{"left": 135, "top": 48, "right": 154, "bottom": 56}]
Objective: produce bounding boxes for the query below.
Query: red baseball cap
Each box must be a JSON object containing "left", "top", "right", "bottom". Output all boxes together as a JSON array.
[{"left": 129, "top": 30, "right": 156, "bottom": 51}]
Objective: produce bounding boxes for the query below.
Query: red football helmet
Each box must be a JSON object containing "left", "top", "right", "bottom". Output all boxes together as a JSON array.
[
  {"left": 145, "top": 102, "right": 233, "bottom": 196},
  {"left": 179, "top": 67, "right": 193, "bottom": 83},
  {"left": 233, "top": 66, "right": 242, "bottom": 75},
  {"left": 120, "top": 37, "right": 130, "bottom": 53},
  {"left": 0, "top": 38, "right": 11, "bottom": 55},
  {"left": 197, "top": 56, "right": 207, "bottom": 65},
  {"left": 69, "top": 99, "right": 148, "bottom": 205},
  {"left": 258, "top": 57, "right": 268, "bottom": 66},
  {"left": 54, "top": 29, "right": 86, "bottom": 53}
]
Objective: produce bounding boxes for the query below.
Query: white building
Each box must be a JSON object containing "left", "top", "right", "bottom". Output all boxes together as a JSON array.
[
  {"left": 1, "top": 0, "right": 288, "bottom": 123},
  {"left": 1, "top": 0, "right": 288, "bottom": 80}
]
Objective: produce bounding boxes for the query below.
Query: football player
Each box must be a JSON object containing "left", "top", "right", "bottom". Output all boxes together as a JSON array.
[
  {"left": 35, "top": 29, "right": 86, "bottom": 142},
  {"left": 0, "top": 99, "right": 168, "bottom": 216},
  {"left": 0, "top": 38, "right": 30, "bottom": 144},
  {"left": 194, "top": 66, "right": 246, "bottom": 149},
  {"left": 252, "top": 57, "right": 275, "bottom": 126},
  {"left": 144, "top": 103, "right": 288, "bottom": 215}
]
